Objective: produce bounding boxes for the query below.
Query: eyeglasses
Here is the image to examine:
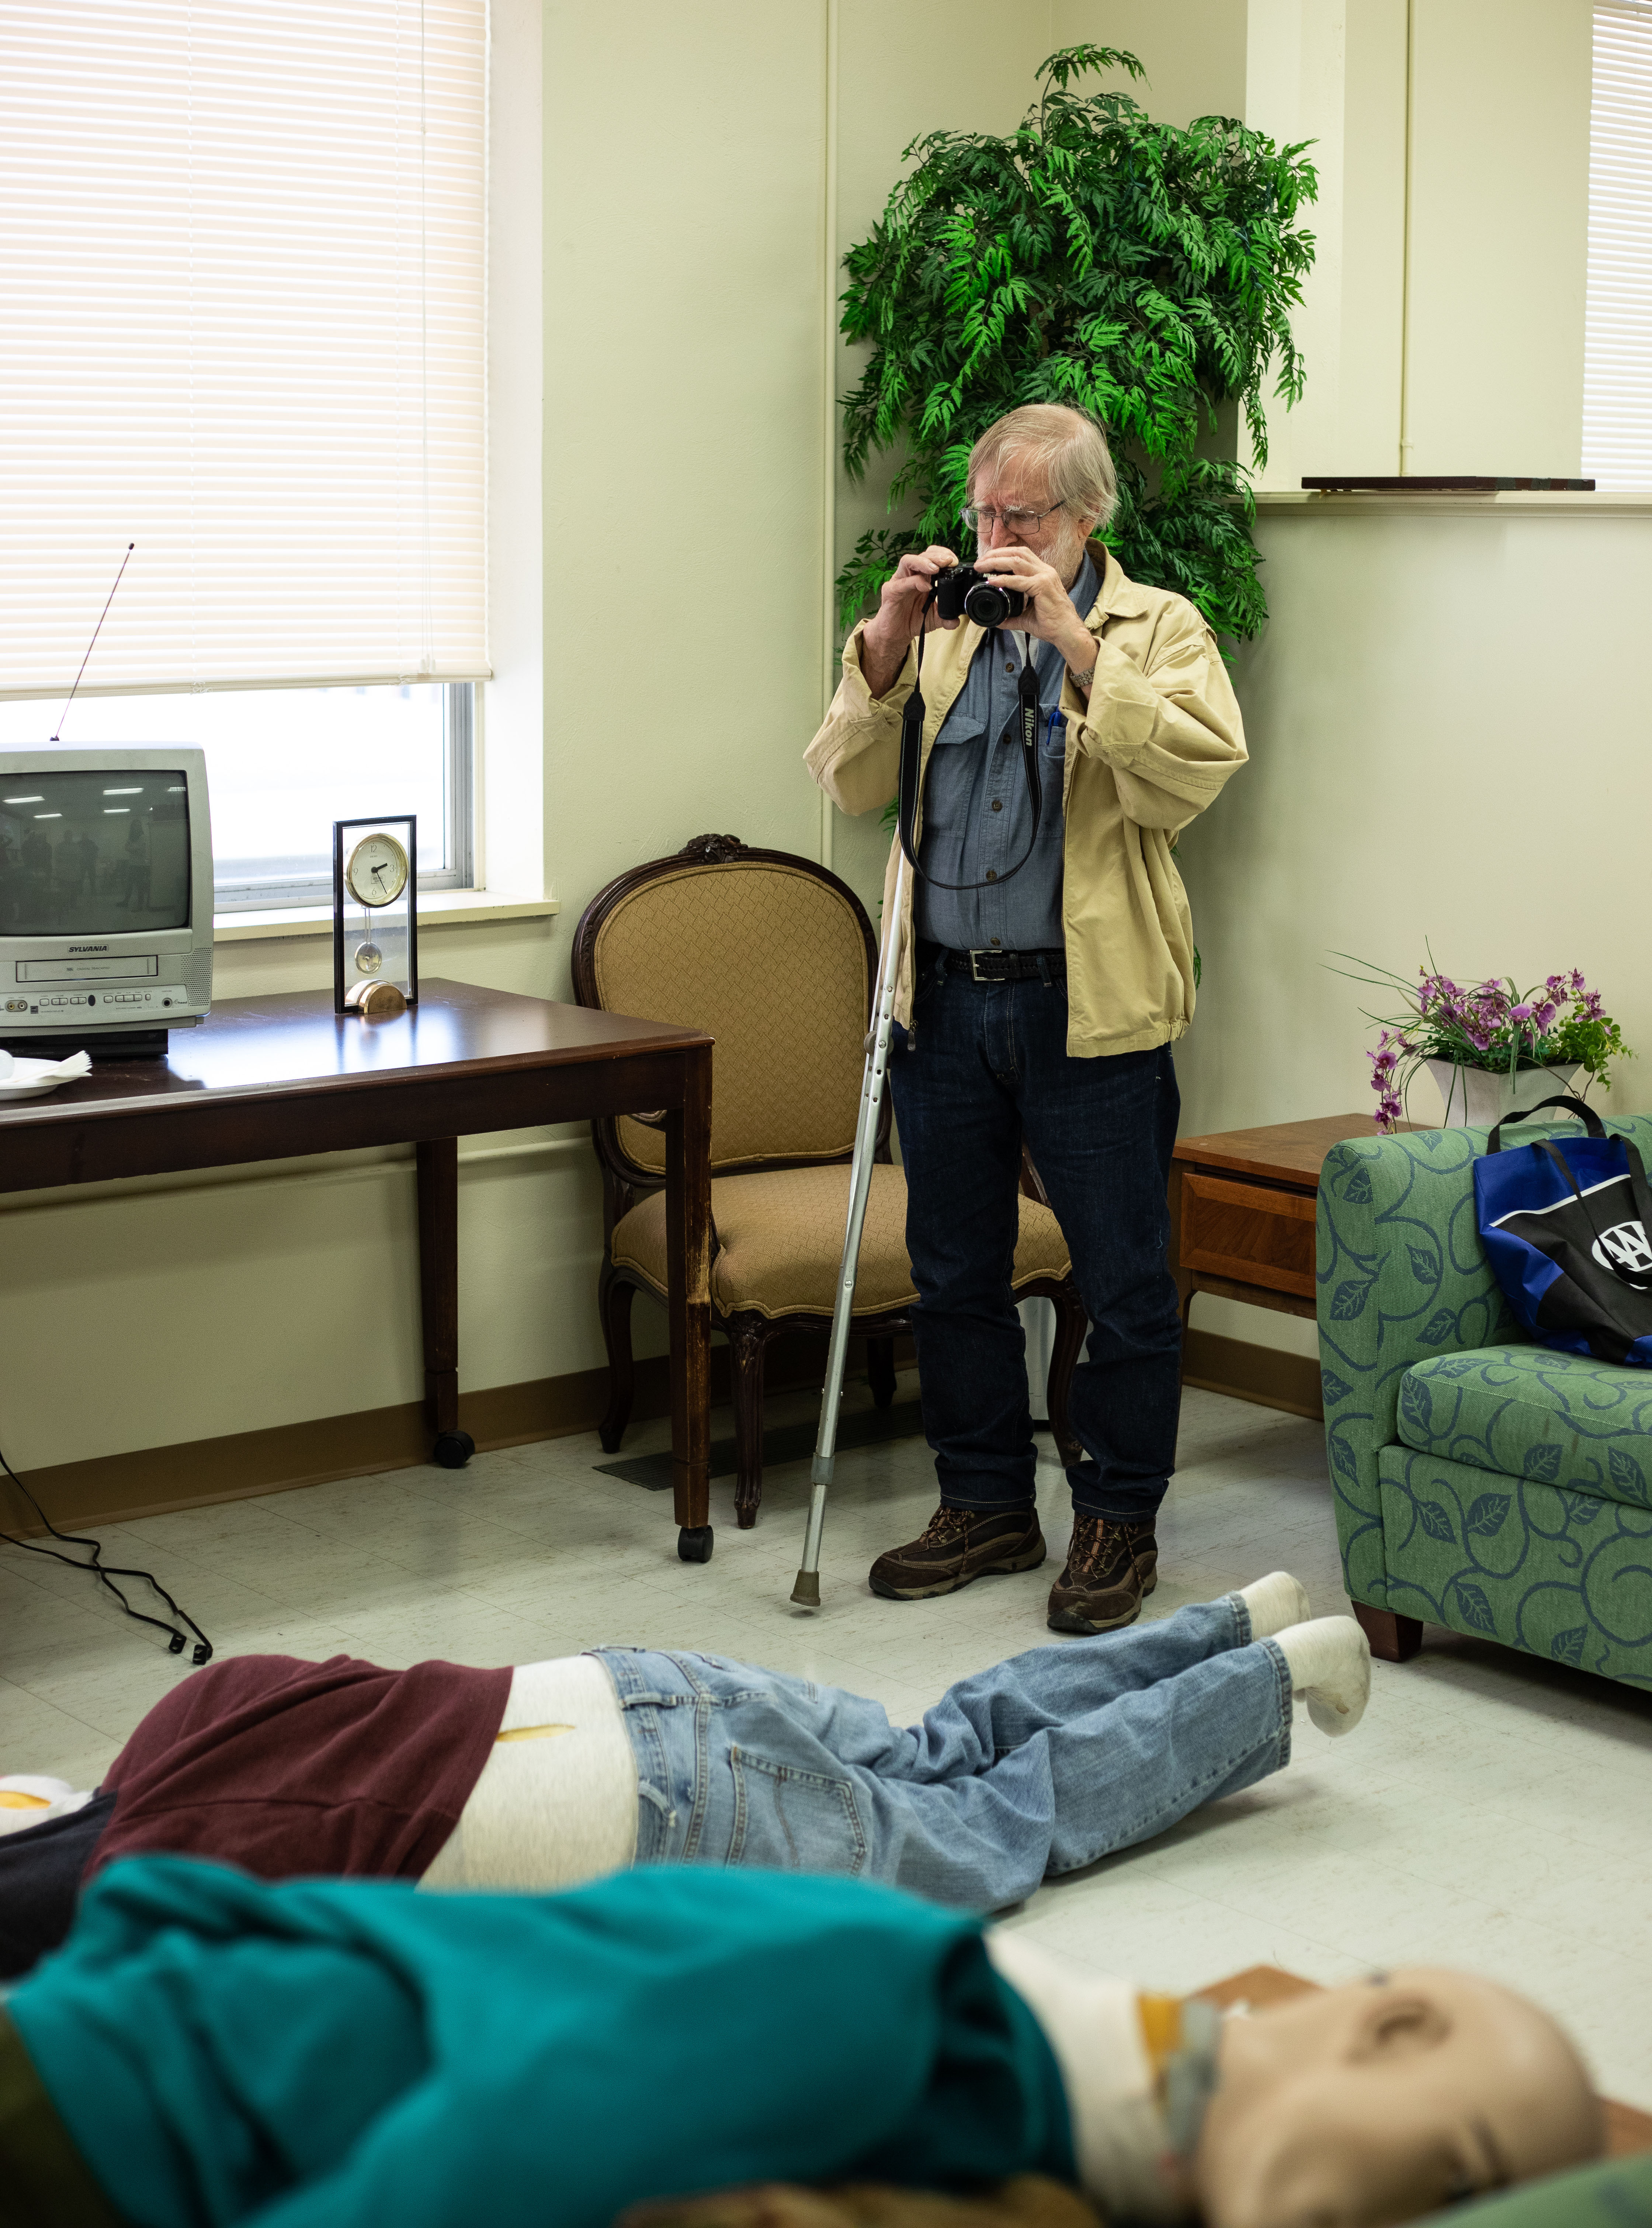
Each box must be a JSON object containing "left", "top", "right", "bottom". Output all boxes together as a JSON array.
[{"left": 962, "top": 502, "right": 1068, "bottom": 534}]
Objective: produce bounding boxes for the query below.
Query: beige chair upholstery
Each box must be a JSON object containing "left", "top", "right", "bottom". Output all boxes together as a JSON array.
[
  {"left": 590, "top": 856, "right": 871, "bottom": 1177},
  {"left": 613, "top": 1163, "right": 1072, "bottom": 1320}
]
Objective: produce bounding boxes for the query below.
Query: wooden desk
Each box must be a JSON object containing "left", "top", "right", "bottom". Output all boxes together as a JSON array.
[
  {"left": 0, "top": 979, "right": 718, "bottom": 1557},
  {"left": 1171, "top": 1113, "right": 1409, "bottom": 1330}
]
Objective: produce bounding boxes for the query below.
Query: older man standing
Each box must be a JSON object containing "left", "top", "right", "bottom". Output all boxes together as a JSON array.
[{"left": 805, "top": 405, "right": 1246, "bottom": 1632}]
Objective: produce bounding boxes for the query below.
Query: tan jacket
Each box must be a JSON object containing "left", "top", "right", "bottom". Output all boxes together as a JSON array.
[{"left": 804, "top": 544, "right": 1247, "bottom": 1057}]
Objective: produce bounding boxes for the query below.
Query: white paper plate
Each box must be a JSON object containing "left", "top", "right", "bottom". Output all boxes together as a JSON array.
[{"left": 0, "top": 1058, "right": 90, "bottom": 1102}]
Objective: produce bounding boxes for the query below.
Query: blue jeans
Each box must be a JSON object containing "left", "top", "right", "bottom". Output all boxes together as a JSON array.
[
  {"left": 597, "top": 1598, "right": 1291, "bottom": 1912},
  {"left": 887, "top": 965, "right": 1183, "bottom": 1522}
]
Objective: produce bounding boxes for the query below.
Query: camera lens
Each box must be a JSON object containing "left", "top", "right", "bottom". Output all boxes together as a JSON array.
[{"left": 962, "top": 581, "right": 1026, "bottom": 628}]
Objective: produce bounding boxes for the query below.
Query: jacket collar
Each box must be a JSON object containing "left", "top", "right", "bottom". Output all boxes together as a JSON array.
[{"left": 1085, "top": 541, "right": 1153, "bottom": 625}]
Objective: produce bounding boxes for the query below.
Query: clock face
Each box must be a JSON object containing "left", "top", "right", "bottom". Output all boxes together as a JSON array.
[{"left": 345, "top": 832, "right": 410, "bottom": 909}]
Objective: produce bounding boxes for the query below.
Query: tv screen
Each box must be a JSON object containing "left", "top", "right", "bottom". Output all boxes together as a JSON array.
[{"left": 0, "top": 770, "right": 192, "bottom": 935}]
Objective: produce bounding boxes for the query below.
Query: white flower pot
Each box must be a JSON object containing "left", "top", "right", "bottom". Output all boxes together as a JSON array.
[{"left": 1422, "top": 1058, "right": 1582, "bottom": 1129}]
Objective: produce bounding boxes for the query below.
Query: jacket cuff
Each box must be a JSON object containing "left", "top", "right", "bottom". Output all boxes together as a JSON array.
[{"left": 842, "top": 622, "right": 916, "bottom": 717}]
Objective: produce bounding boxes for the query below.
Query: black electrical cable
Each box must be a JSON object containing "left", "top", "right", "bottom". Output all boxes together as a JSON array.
[{"left": 0, "top": 1441, "right": 213, "bottom": 1666}]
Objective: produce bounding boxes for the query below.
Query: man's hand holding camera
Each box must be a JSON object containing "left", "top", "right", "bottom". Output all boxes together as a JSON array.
[
  {"left": 860, "top": 545, "right": 962, "bottom": 701},
  {"left": 860, "top": 539, "right": 1097, "bottom": 704},
  {"left": 971, "top": 544, "right": 1097, "bottom": 684}
]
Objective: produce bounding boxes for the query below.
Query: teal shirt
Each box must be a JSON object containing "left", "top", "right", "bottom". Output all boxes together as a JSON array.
[{"left": 8, "top": 1858, "right": 1075, "bottom": 2228}]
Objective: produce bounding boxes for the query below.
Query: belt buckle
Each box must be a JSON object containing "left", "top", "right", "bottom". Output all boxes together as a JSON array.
[{"left": 968, "top": 950, "right": 997, "bottom": 983}]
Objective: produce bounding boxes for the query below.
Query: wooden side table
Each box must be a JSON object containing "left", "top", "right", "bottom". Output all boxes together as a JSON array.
[{"left": 1169, "top": 1114, "right": 1387, "bottom": 1330}]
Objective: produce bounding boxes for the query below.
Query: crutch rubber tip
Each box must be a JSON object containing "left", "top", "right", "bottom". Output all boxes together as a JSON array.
[{"left": 790, "top": 1570, "right": 822, "bottom": 1608}]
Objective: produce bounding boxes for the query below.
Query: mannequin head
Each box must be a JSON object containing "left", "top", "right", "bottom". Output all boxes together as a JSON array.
[{"left": 1194, "top": 1967, "right": 1602, "bottom": 2228}]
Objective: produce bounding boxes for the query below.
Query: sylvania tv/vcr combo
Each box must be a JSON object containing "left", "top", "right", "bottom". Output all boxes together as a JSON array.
[{"left": 0, "top": 747, "right": 214, "bottom": 1057}]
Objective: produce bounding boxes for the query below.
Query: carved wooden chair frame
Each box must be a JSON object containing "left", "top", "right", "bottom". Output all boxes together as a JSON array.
[{"left": 572, "top": 833, "right": 1087, "bottom": 1528}]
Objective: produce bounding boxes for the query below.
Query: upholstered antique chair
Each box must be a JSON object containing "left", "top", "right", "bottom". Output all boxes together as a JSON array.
[{"left": 572, "top": 833, "right": 1086, "bottom": 1528}]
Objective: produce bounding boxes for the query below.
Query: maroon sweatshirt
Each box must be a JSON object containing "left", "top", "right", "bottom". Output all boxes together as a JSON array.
[{"left": 90, "top": 1652, "right": 514, "bottom": 1882}]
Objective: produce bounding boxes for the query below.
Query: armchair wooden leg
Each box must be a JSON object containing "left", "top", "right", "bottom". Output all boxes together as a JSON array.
[
  {"left": 1353, "top": 1602, "right": 1423, "bottom": 1663},
  {"left": 597, "top": 1261, "right": 636, "bottom": 1454},
  {"left": 1047, "top": 1284, "right": 1088, "bottom": 1472},
  {"left": 729, "top": 1313, "right": 768, "bottom": 1529},
  {"left": 867, "top": 1336, "right": 898, "bottom": 1409}
]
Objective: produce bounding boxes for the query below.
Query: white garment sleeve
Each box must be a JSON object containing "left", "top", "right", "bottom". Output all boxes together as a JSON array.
[{"left": 985, "top": 1931, "right": 1190, "bottom": 2224}]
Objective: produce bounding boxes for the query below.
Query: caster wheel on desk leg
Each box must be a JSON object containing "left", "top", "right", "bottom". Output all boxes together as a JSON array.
[
  {"left": 433, "top": 1430, "right": 476, "bottom": 1470},
  {"left": 678, "top": 1525, "right": 714, "bottom": 1564}
]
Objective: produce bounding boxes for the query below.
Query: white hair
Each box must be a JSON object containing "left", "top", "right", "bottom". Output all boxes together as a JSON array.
[{"left": 966, "top": 405, "right": 1117, "bottom": 532}]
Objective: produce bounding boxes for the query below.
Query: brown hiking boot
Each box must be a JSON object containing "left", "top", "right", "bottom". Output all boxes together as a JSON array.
[
  {"left": 868, "top": 1505, "right": 1046, "bottom": 1602},
  {"left": 1046, "top": 1515, "right": 1159, "bottom": 1634}
]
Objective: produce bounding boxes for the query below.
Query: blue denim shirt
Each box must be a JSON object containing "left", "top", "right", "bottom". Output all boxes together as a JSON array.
[{"left": 913, "top": 553, "right": 1097, "bottom": 954}]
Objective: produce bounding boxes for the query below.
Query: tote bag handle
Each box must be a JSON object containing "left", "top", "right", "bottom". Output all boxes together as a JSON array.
[{"left": 1486, "top": 1096, "right": 1603, "bottom": 1153}]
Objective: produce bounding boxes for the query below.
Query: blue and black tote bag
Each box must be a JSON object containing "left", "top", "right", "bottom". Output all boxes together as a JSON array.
[{"left": 1474, "top": 1097, "right": 1652, "bottom": 1365}]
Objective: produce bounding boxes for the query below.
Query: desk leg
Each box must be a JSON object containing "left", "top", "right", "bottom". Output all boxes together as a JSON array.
[
  {"left": 416, "top": 1137, "right": 471, "bottom": 1469},
  {"left": 665, "top": 1043, "right": 714, "bottom": 1560}
]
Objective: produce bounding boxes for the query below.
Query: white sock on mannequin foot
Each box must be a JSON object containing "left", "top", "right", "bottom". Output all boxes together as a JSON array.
[
  {"left": 1236, "top": 1570, "right": 1311, "bottom": 1640},
  {"left": 1274, "top": 1616, "right": 1371, "bottom": 1734}
]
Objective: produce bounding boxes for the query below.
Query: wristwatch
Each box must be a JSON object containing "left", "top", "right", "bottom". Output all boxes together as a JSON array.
[{"left": 1066, "top": 653, "right": 1098, "bottom": 694}]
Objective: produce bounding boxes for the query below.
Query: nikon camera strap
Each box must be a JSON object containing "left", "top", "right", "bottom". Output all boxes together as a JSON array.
[{"left": 896, "top": 602, "right": 1044, "bottom": 890}]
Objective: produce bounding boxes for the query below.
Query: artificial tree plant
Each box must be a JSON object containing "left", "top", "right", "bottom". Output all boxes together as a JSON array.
[{"left": 837, "top": 45, "right": 1318, "bottom": 641}]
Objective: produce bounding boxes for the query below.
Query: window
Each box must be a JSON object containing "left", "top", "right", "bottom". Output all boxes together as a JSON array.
[
  {"left": 0, "top": 4, "right": 489, "bottom": 902},
  {"left": 1584, "top": 2, "right": 1652, "bottom": 487},
  {"left": 0, "top": 685, "right": 473, "bottom": 911}
]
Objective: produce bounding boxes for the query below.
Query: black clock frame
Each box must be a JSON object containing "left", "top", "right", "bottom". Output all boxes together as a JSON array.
[{"left": 332, "top": 814, "right": 420, "bottom": 1015}]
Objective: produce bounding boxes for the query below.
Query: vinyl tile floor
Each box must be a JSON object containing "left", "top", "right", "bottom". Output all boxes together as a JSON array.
[{"left": 4, "top": 1378, "right": 1651, "bottom": 2104}]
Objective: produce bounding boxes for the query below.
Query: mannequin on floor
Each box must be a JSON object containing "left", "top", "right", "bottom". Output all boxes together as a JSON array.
[
  {"left": 0, "top": 1571, "right": 1370, "bottom": 1977},
  {"left": 0, "top": 1858, "right": 1600, "bottom": 2228}
]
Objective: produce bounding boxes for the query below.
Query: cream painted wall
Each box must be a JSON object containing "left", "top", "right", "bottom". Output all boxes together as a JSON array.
[
  {"left": 1177, "top": 494, "right": 1652, "bottom": 1358},
  {"left": 1053, "top": 0, "right": 1248, "bottom": 125},
  {"left": 1245, "top": 0, "right": 1409, "bottom": 487},
  {"left": 1403, "top": 0, "right": 1594, "bottom": 477},
  {"left": 540, "top": 2, "right": 830, "bottom": 902}
]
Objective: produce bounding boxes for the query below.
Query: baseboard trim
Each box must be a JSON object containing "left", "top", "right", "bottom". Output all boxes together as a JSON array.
[
  {"left": 0, "top": 1333, "right": 912, "bottom": 1538},
  {"left": 1181, "top": 1327, "right": 1322, "bottom": 1422}
]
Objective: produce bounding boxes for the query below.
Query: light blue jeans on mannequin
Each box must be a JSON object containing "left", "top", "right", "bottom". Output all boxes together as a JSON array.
[{"left": 596, "top": 1596, "right": 1291, "bottom": 1912}]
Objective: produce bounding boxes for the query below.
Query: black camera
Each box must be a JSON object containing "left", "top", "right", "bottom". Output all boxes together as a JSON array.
[{"left": 931, "top": 564, "right": 1027, "bottom": 630}]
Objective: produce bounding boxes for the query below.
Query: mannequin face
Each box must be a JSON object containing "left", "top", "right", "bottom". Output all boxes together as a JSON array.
[{"left": 1194, "top": 1968, "right": 1601, "bottom": 2228}]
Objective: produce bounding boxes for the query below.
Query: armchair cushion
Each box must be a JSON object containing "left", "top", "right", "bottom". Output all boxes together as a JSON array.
[
  {"left": 1398, "top": 1345, "right": 1652, "bottom": 1512},
  {"left": 612, "top": 1164, "right": 1071, "bottom": 1322}
]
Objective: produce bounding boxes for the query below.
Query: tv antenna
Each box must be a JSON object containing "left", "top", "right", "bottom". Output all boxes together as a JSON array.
[{"left": 51, "top": 542, "right": 135, "bottom": 742}]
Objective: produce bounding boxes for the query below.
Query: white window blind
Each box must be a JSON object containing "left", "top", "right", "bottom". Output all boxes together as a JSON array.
[
  {"left": 0, "top": 2, "right": 488, "bottom": 698},
  {"left": 1585, "top": 2, "right": 1652, "bottom": 489}
]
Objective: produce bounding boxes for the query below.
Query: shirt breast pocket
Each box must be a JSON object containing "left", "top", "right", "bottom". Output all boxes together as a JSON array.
[{"left": 919, "top": 712, "right": 986, "bottom": 833}]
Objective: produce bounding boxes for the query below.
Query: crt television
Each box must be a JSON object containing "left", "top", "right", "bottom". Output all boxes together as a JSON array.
[{"left": 0, "top": 748, "right": 214, "bottom": 1056}]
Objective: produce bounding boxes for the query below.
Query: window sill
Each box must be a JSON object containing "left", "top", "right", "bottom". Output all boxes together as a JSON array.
[{"left": 213, "top": 890, "right": 560, "bottom": 943}]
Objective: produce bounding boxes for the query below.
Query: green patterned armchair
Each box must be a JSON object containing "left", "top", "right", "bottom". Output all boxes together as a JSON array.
[{"left": 1317, "top": 1118, "right": 1652, "bottom": 1686}]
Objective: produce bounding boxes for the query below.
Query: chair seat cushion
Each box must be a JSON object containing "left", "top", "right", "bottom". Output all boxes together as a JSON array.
[
  {"left": 611, "top": 1162, "right": 1072, "bottom": 1322},
  {"left": 1398, "top": 1343, "right": 1652, "bottom": 1510}
]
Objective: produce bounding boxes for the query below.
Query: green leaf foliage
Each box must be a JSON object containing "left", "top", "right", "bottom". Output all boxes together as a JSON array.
[{"left": 836, "top": 45, "right": 1318, "bottom": 637}]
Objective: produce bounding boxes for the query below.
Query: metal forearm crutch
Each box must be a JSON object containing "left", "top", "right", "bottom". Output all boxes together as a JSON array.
[{"left": 791, "top": 843, "right": 911, "bottom": 1609}]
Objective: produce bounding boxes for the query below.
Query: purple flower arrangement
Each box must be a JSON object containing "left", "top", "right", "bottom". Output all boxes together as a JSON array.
[{"left": 1330, "top": 957, "right": 1632, "bottom": 1133}]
